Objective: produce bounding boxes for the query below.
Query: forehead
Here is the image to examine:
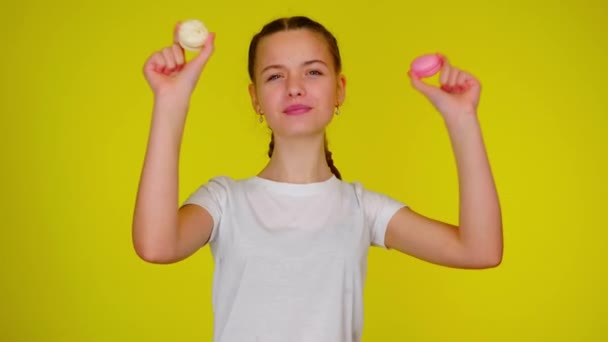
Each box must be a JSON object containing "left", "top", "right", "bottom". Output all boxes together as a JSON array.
[{"left": 256, "top": 29, "right": 331, "bottom": 68}]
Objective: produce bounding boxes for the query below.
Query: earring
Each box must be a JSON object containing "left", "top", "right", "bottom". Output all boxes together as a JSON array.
[
  {"left": 335, "top": 106, "right": 340, "bottom": 115},
  {"left": 259, "top": 115, "right": 264, "bottom": 123}
]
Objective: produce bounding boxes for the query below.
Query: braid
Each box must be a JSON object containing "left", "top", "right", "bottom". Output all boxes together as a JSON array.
[
  {"left": 325, "top": 149, "right": 342, "bottom": 180},
  {"left": 267, "top": 133, "right": 275, "bottom": 158},
  {"left": 324, "top": 135, "right": 342, "bottom": 180},
  {"left": 266, "top": 133, "right": 342, "bottom": 180}
]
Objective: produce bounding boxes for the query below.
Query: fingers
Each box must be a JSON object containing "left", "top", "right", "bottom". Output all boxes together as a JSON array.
[
  {"left": 161, "top": 48, "right": 176, "bottom": 73},
  {"left": 181, "top": 32, "right": 216, "bottom": 82},
  {"left": 172, "top": 22, "right": 185, "bottom": 71},
  {"left": 144, "top": 30, "right": 214, "bottom": 85},
  {"left": 149, "top": 21, "right": 185, "bottom": 75},
  {"left": 173, "top": 22, "right": 182, "bottom": 45},
  {"left": 449, "top": 70, "right": 476, "bottom": 93},
  {"left": 456, "top": 71, "right": 471, "bottom": 90},
  {"left": 436, "top": 55, "right": 472, "bottom": 94},
  {"left": 409, "top": 53, "right": 477, "bottom": 96},
  {"left": 408, "top": 69, "right": 442, "bottom": 100},
  {"left": 145, "top": 52, "right": 165, "bottom": 73},
  {"left": 438, "top": 54, "right": 450, "bottom": 86},
  {"left": 194, "top": 32, "right": 215, "bottom": 63},
  {"left": 438, "top": 55, "right": 459, "bottom": 92},
  {"left": 440, "top": 68, "right": 460, "bottom": 93},
  {"left": 171, "top": 43, "right": 185, "bottom": 71},
  {"left": 145, "top": 43, "right": 185, "bottom": 75}
]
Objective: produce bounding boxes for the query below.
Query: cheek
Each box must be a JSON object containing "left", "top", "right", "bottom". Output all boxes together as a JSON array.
[
  {"left": 315, "top": 84, "right": 338, "bottom": 105},
  {"left": 259, "top": 84, "right": 284, "bottom": 102},
  {"left": 256, "top": 90, "right": 275, "bottom": 108}
]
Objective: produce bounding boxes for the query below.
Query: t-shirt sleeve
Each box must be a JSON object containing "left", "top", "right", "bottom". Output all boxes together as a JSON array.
[
  {"left": 358, "top": 184, "right": 407, "bottom": 249},
  {"left": 181, "top": 176, "right": 230, "bottom": 243}
]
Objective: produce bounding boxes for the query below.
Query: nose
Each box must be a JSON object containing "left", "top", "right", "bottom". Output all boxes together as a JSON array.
[{"left": 287, "top": 76, "right": 305, "bottom": 97}]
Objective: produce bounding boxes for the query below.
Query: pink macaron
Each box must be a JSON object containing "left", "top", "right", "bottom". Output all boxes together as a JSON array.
[{"left": 410, "top": 53, "right": 444, "bottom": 78}]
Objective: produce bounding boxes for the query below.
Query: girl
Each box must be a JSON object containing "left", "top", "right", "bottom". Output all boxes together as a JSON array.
[{"left": 133, "top": 16, "right": 503, "bottom": 342}]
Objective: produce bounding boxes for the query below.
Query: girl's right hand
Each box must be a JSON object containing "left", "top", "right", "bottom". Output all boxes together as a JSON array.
[{"left": 143, "top": 22, "right": 215, "bottom": 102}]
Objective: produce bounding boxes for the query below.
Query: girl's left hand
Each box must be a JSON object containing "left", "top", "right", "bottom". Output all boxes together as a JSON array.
[{"left": 408, "top": 54, "right": 481, "bottom": 122}]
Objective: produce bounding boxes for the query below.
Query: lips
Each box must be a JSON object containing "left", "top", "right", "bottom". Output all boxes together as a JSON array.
[{"left": 283, "top": 104, "right": 312, "bottom": 115}]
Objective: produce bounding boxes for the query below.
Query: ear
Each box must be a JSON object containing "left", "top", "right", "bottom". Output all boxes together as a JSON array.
[
  {"left": 248, "top": 83, "right": 261, "bottom": 113},
  {"left": 336, "top": 74, "right": 346, "bottom": 106}
]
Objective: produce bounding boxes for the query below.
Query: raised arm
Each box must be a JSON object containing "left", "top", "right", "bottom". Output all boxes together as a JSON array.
[
  {"left": 132, "top": 23, "right": 216, "bottom": 264},
  {"left": 385, "top": 54, "right": 503, "bottom": 269}
]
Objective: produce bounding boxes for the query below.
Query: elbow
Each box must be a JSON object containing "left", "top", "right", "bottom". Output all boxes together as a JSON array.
[
  {"left": 481, "top": 251, "right": 503, "bottom": 268},
  {"left": 134, "top": 246, "right": 178, "bottom": 264},
  {"left": 463, "top": 224, "right": 503, "bottom": 269},
  {"left": 132, "top": 233, "right": 177, "bottom": 264},
  {"left": 485, "top": 231, "right": 504, "bottom": 268},
  {"left": 471, "top": 245, "right": 503, "bottom": 269},
  {"left": 134, "top": 245, "right": 172, "bottom": 264}
]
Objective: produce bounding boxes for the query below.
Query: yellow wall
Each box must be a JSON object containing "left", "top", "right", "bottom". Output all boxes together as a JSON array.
[{"left": 2, "top": 0, "right": 606, "bottom": 340}]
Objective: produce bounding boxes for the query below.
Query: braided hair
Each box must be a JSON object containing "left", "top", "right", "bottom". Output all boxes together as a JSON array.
[{"left": 266, "top": 133, "right": 342, "bottom": 180}]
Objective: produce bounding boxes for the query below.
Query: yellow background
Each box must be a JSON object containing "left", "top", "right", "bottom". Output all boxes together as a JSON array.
[{"left": 2, "top": 0, "right": 606, "bottom": 340}]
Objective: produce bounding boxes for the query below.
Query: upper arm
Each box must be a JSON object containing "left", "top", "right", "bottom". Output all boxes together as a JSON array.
[
  {"left": 384, "top": 207, "right": 493, "bottom": 269},
  {"left": 173, "top": 204, "right": 215, "bottom": 261},
  {"left": 169, "top": 176, "right": 228, "bottom": 262}
]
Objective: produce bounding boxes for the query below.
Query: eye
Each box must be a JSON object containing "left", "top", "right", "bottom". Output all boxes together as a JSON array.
[
  {"left": 308, "top": 69, "right": 323, "bottom": 76},
  {"left": 266, "top": 74, "right": 282, "bottom": 81}
]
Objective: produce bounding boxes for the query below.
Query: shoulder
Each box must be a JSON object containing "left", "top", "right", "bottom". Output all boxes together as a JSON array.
[
  {"left": 338, "top": 178, "right": 392, "bottom": 202},
  {"left": 340, "top": 178, "right": 407, "bottom": 213},
  {"left": 338, "top": 179, "right": 407, "bottom": 248},
  {"left": 194, "top": 174, "right": 250, "bottom": 191},
  {"left": 184, "top": 174, "right": 250, "bottom": 203}
]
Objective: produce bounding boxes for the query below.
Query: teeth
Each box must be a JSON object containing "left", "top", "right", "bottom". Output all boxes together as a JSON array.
[{"left": 178, "top": 19, "right": 209, "bottom": 51}]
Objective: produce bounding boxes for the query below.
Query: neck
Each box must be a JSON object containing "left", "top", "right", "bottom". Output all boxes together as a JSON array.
[{"left": 257, "top": 134, "right": 333, "bottom": 184}]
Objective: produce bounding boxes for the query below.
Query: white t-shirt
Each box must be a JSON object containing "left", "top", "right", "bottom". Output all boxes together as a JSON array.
[{"left": 182, "top": 174, "right": 406, "bottom": 342}]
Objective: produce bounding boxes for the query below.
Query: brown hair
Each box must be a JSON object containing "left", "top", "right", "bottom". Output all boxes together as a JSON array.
[{"left": 248, "top": 16, "right": 342, "bottom": 180}]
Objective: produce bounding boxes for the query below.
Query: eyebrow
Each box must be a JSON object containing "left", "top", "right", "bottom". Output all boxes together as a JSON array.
[{"left": 260, "top": 59, "right": 328, "bottom": 74}]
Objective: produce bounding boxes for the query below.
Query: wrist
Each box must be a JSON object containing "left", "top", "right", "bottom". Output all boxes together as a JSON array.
[
  {"left": 153, "top": 95, "right": 190, "bottom": 115},
  {"left": 154, "top": 89, "right": 192, "bottom": 108},
  {"left": 442, "top": 109, "right": 479, "bottom": 128},
  {"left": 151, "top": 97, "right": 190, "bottom": 134}
]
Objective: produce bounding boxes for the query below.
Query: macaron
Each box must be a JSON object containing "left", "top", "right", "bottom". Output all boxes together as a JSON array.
[
  {"left": 410, "top": 54, "right": 444, "bottom": 78},
  {"left": 177, "top": 19, "right": 209, "bottom": 51}
]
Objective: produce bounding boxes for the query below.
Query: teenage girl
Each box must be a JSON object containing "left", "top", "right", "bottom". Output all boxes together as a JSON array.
[{"left": 133, "top": 16, "right": 503, "bottom": 342}]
